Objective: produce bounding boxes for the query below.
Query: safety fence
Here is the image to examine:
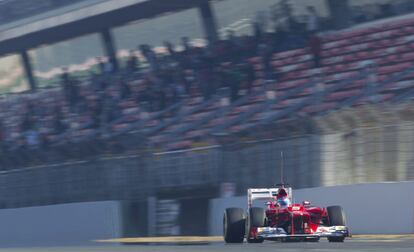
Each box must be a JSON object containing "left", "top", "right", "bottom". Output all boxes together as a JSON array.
[{"left": 1, "top": 103, "right": 414, "bottom": 207}]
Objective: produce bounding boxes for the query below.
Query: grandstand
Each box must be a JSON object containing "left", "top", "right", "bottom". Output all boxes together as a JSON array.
[{"left": 3, "top": 10, "right": 414, "bottom": 165}]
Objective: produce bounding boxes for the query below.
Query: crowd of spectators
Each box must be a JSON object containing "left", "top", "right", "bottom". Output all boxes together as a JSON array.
[{"left": 0, "top": 6, "right": 327, "bottom": 168}]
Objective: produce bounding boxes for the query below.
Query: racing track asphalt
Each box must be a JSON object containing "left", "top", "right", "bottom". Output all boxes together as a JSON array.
[{"left": 0, "top": 237, "right": 413, "bottom": 252}]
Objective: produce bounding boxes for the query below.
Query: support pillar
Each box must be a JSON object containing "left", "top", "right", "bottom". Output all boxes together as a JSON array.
[
  {"left": 100, "top": 28, "right": 119, "bottom": 72},
  {"left": 198, "top": 0, "right": 218, "bottom": 43},
  {"left": 120, "top": 200, "right": 149, "bottom": 238},
  {"left": 20, "top": 50, "right": 37, "bottom": 91}
]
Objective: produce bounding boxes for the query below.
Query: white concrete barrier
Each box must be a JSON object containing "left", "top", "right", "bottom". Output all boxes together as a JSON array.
[
  {"left": 0, "top": 201, "right": 121, "bottom": 247},
  {"left": 209, "top": 182, "right": 414, "bottom": 235}
]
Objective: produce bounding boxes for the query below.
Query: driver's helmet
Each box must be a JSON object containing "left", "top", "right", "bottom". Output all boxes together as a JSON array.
[
  {"left": 276, "top": 188, "right": 290, "bottom": 207},
  {"left": 277, "top": 188, "right": 288, "bottom": 198}
]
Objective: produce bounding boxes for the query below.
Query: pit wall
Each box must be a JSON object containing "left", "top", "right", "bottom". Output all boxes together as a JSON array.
[{"left": 209, "top": 182, "right": 414, "bottom": 235}]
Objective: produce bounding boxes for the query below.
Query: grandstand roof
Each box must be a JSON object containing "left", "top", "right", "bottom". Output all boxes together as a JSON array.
[{"left": 0, "top": 0, "right": 211, "bottom": 56}]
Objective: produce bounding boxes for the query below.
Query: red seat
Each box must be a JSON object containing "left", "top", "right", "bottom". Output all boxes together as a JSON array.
[{"left": 326, "top": 89, "right": 361, "bottom": 101}]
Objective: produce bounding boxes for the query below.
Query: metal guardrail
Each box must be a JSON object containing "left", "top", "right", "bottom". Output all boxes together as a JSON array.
[{"left": 0, "top": 134, "right": 322, "bottom": 208}]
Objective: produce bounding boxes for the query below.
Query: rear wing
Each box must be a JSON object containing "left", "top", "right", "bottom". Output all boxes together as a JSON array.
[{"left": 247, "top": 188, "right": 293, "bottom": 208}]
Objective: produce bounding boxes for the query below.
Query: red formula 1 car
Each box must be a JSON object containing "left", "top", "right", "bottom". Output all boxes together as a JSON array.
[{"left": 223, "top": 185, "right": 349, "bottom": 243}]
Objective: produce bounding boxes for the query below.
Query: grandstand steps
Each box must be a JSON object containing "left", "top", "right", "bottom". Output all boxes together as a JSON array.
[
  {"left": 332, "top": 64, "right": 414, "bottom": 113},
  {"left": 164, "top": 86, "right": 267, "bottom": 139},
  {"left": 144, "top": 96, "right": 220, "bottom": 137},
  {"left": 113, "top": 101, "right": 183, "bottom": 137},
  {"left": 229, "top": 70, "right": 369, "bottom": 137},
  {"left": 210, "top": 78, "right": 321, "bottom": 134}
]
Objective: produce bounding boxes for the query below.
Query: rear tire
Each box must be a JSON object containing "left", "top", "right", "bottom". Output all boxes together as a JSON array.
[
  {"left": 224, "top": 208, "right": 245, "bottom": 243},
  {"left": 246, "top": 207, "right": 266, "bottom": 243},
  {"left": 327, "top": 206, "right": 346, "bottom": 242}
]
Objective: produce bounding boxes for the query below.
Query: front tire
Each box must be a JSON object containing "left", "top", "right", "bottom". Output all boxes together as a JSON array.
[
  {"left": 327, "top": 206, "right": 346, "bottom": 242},
  {"left": 246, "top": 207, "right": 266, "bottom": 243},
  {"left": 327, "top": 206, "right": 346, "bottom": 226},
  {"left": 224, "top": 208, "right": 245, "bottom": 243}
]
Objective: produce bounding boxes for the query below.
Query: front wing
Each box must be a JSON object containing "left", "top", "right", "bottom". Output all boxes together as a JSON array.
[{"left": 256, "top": 226, "right": 349, "bottom": 239}]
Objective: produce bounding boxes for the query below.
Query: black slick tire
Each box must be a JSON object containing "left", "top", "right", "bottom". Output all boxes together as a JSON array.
[
  {"left": 327, "top": 206, "right": 346, "bottom": 242},
  {"left": 224, "top": 208, "right": 245, "bottom": 243},
  {"left": 246, "top": 207, "right": 266, "bottom": 243}
]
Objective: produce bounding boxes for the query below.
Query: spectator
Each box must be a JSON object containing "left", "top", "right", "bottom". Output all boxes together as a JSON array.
[
  {"left": 226, "top": 63, "right": 242, "bottom": 102},
  {"left": 25, "top": 129, "right": 40, "bottom": 148},
  {"left": 311, "top": 72, "right": 325, "bottom": 103},
  {"left": 314, "top": 73, "right": 325, "bottom": 93},
  {"left": 140, "top": 44, "right": 158, "bottom": 72},
  {"left": 61, "top": 67, "right": 70, "bottom": 83},
  {"left": 306, "top": 6, "right": 319, "bottom": 35},
  {"left": 40, "top": 133, "right": 50, "bottom": 150},
  {"left": 157, "top": 88, "right": 167, "bottom": 111},
  {"left": 261, "top": 44, "right": 274, "bottom": 80},
  {"left": 104, "top": 60, "right": 114, "bottom": 75},
  {"left": 98, "top": 57, "right": 105, "bottom": 75},
  {"left": 164, "top": 41, "right": 176, "bottom": 57},
  {"left": 365, "top": 62, "right": 378, "bottom": 103},
  {"left": 174, "top": 82, "right": 186, "bottom": 100},
  {"left": 126, "top": 50, "right": 139, "bottom": 73},
  {"left": 309, "top": 33, "right": 322, "bottom": 68},
  {"left": 119, "top": 79, "right": 131, "bottom": 99},
  {"left": 61, "top": 67, "right": 71, "bottom": 100},
  {"left": 244, "top": 60, "right": 256, "bottom": 93},
  {"left": 21, "top": 113, "right": 34, "bottom": 133},
  {"left": 53, "top": 106, "right": 66, "bottom": 135},
  {"left": 181, "top": 36, "right": 191, "bottom": 52},
  {"left": 253, "top": 20, "right": 264, "bottom": 44},
  {"left": 69, "top": 78, "right": 80, "bottom": 110}
]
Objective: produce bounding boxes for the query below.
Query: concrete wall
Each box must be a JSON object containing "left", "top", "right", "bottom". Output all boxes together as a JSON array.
[
  {"left": 209, "top": 182, "right": 414, "bottom": 235},
  {"left": 0, "top": 201, "right": 121, "bottom": 247},
  {"left": 1, "top": 181, "right": 413, "bottom": 247}
]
